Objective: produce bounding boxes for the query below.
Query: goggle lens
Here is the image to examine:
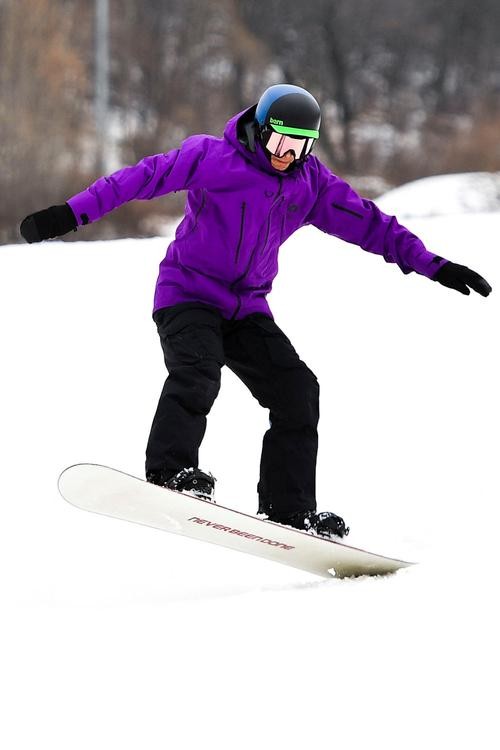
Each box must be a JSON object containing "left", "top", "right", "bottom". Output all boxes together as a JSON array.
[{"left": 263, "top": 129, "right": 315, "bottom": 159}]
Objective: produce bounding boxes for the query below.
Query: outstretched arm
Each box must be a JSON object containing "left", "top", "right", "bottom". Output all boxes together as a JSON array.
[
  {"left": 307, "top": 162, "right": 492, "bottom": 296},
  {"left": 20, "top": 136, "right": 211, "bottom": 243}
]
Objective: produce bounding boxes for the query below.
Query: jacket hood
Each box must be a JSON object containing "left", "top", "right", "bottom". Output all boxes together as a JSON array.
[{"left": 223, "top": 104, "right": 300, "bottom": 177}]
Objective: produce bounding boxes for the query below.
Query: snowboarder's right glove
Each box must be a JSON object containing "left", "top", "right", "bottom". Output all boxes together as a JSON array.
[
  {"left": 20, "top": 203, "right": 77, "bottom": 243},
  {"left": 433, "top": 260, "right": 492, "bottom": 297}
]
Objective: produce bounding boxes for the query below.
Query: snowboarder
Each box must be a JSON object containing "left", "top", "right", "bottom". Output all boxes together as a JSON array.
[{"left": 20, "top": 84, "right": 492, "bottom": 539}]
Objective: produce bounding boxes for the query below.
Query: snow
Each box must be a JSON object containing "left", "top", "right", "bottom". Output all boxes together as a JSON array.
[
  {"left": 376, "top": 171, "right": 500, "bottom": 218},
  {"left": 1, "top": 174, "right": 499, "bottom": 749}
]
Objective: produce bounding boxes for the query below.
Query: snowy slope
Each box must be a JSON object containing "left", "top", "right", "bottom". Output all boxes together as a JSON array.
[
  {"left": 1, "top": 182, "right": 499, "bottom": 749},
  {"left": 376, "top": 171, "right": 500, "bottom": 218}
]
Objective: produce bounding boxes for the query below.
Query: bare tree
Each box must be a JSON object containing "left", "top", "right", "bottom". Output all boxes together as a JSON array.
[{"left": 0, "top": 0, "right": 91, "bottom": 242}]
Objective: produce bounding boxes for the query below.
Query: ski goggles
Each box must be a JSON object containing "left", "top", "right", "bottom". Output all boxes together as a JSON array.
[{"left": 261, "top": 128, "right": 317, "bottom": 160}]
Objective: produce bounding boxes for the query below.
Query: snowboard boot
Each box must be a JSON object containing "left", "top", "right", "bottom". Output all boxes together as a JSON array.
[
  {"left": 267, "top": 510, "right": 349, "bottom": 539},
  {"left": 147, "top": 467, "right": 216, "bottom": 502}
]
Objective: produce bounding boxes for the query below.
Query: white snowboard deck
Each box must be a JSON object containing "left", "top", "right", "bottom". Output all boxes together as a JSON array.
[{"left": 58, "top": 463, "right": 414, "bottom": 579}]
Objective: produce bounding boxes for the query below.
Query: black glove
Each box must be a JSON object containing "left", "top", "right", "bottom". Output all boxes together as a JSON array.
[
  {"left": 20, "top": 203, "right": 77, "bottom": 243},
  {"left": 433, "top": 260, "right": 492, "bottom": 297}
]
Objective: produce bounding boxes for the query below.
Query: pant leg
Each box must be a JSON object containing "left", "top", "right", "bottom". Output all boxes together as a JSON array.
[
  {"left": 145, "top": 304, "right": 224, "bottom": 478},
  {"left": 223, "top": 314, "right": 319, "bottom": 516}
]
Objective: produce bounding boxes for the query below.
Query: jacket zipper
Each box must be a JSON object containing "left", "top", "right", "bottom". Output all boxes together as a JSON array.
[
  {"left": 260, "top": 194, "right": 284, "bottom": 258},
  {"left": 331, "top": 201, "right": 363, "bottom": 219},
  {"left": 280, "top": 213, "right": 286, "bottom": 244},
  {"left": 193, "top": 188, "right": 206, "bottom": 229},
  {"left": 230, "top": 177, "right": 284, "bottom": 320},
  {"left": 235, "top": 202, "right": 246, "bottom": 264}
]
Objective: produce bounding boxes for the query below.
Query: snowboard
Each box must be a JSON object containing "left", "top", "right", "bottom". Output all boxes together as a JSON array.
[{"left": 58, "top": 463, "right": 414, "bottom": 579}]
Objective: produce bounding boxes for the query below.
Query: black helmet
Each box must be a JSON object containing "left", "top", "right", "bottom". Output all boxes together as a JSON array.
[{"left": 255, "top": 84, "right": 321, "bottom": 162}]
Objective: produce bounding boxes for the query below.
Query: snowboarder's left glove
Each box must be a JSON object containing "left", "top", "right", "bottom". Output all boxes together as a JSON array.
[
  {"left": 433, "top": 260, "right": 492, "bottom": 297},
  {"left": 20, "top": 203, "right": 77, "bottom": 243}
]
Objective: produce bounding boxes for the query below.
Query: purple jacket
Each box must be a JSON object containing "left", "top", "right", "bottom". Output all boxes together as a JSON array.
[{"left": 67, "top": 107, "right": 448, "bottom": 320}]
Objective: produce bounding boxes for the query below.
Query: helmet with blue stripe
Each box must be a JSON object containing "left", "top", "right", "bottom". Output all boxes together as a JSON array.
[{"left": 255, "top": 84, "right": 321, "bottom": 164}]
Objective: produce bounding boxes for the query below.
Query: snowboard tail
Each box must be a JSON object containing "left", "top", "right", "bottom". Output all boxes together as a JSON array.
[{"left": 58, "top": 463, "right": 414, "bottom": 579}]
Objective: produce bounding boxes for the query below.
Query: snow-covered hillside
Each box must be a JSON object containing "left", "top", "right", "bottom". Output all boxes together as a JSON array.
[
  {"left": 1, "top": 175, "right": 499, "bottom": 749},
  {"left": 377, "top": 171, "right": 500, "bottom": 218}
]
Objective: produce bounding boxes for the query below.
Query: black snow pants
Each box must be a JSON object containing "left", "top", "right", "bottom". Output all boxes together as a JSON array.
[{"left": 145, "top": 303, "right": 320, "bottom": 516}]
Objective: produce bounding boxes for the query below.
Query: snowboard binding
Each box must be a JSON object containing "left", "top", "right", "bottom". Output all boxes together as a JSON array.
[
  {"left": 266, "top": 509, "right": 349, "bottom": 539},
  {"left": 147, "top": 467, "right": 217, "bottom": 503}
]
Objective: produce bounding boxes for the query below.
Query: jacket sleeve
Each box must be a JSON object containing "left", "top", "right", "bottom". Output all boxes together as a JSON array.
[
  {"left": 66, "top": 135, "right": 211, "bottom": 226},
  {"left": 306, "top": 161, "right": 449, "bottom": 279}
]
